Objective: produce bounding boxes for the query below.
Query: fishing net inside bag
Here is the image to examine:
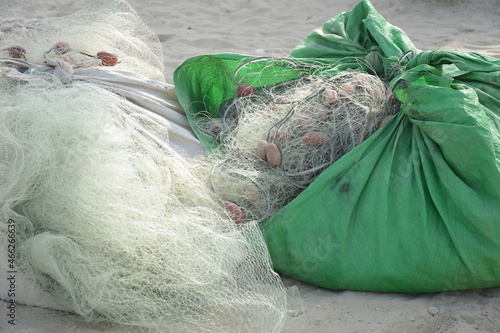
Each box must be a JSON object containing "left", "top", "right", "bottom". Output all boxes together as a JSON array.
[
  {"left": 193, "top": 58, "right": 398, "bottom": 222},
  {"left": 0, "top": 1, "right": 302, "bottom": 332},
  {"left": 174, "top": 0, "right": 500, "bottom": 293}
]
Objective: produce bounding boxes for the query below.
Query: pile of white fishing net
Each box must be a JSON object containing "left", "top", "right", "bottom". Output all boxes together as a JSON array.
[
  {"left": 0, "top": 1, "right": 301, "bottom": 332},
  {"left": 0, "top": 0, "right": 164, "bottom": 82}
]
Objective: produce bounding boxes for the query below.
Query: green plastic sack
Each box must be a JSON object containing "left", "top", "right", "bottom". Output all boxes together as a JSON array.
[{"left": 174, "top": 0, "right": 500, "bottom": 292}]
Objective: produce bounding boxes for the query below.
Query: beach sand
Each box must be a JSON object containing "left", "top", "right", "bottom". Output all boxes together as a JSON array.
[{"left": 1, "top": 0, "right": 499, "bottom": 332}]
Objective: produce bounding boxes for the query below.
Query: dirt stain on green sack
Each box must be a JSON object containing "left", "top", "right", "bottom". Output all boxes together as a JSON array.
[
  {"left": 338, "top": 182, "right": 351, "bottom": 194},
  {"left": 330, "top": 177, "right": 351, "bottom": 194}
]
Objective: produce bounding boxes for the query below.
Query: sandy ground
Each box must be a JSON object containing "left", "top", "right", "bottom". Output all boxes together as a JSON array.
[{"left": 1, "top": 0, "right": 499, "bottom": 332}]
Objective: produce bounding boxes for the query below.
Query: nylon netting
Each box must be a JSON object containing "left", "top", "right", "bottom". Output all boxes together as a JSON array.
[
  {"left": 0, "top": 1, "right": 302, "bottom": 332},
  {"left": 198, "top": 58, "right": 399, "bottom": 222},
  {"left": 0, "top": 0, "right": 164, "bottom": 82}
]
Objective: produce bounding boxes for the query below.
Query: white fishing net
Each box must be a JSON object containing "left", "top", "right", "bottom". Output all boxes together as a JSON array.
[
  {"left": 198, "top": 59, "right": 399, "bottom": 223},
  {"left": 0, "top": 77, "right": 300, "bottom": 333},
  {"left": 0, "top": 2, "right": 302, "bottom": 332},
  {"left": 0, "top": 0, "right": 164, "bottom": 82}
]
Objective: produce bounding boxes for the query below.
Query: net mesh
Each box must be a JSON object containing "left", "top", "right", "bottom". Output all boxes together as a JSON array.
[
  {"left": 0, "top": 77, "right": 297, "bottom": 332},
  {"left": 0, "top": 0, "right": 164, "bottom": 82},
  {"left": 197, "top": 59, "right": 399, "bottom": 222},
  {"left": 0, "top": 2, "right": 301, "bottom": 332}
]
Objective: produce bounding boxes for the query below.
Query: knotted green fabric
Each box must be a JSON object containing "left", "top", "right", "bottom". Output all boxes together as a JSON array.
[{"left": 174, "top": 0, "right": 500, "bottom": 292}]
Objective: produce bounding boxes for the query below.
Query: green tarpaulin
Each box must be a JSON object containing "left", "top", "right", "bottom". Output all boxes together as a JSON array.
[{"left": 174, "top": 0, "right": 500, "bottom": 292}]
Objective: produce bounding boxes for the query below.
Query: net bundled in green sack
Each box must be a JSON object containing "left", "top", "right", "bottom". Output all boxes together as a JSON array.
[{"left": 174, "top": 0, "right": 500, "bottom": 293}]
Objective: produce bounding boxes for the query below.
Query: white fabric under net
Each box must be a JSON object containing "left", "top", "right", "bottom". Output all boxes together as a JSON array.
[{"left": 0, "top": 1, "right": 302, "bottom": 332}]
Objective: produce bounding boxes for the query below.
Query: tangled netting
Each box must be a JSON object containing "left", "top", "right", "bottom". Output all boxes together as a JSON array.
[
  {"left": 198, "top": 58, "right": 400, "bottom": 223},
  {"left": 0, "top": 0, "right": 164, "bottom": 82},
  {"left": 0, "top": 2, "right": 302, "bottom": 332},
  {"left": 0, "top": 79, "right": 300, "bottom": 332}
]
